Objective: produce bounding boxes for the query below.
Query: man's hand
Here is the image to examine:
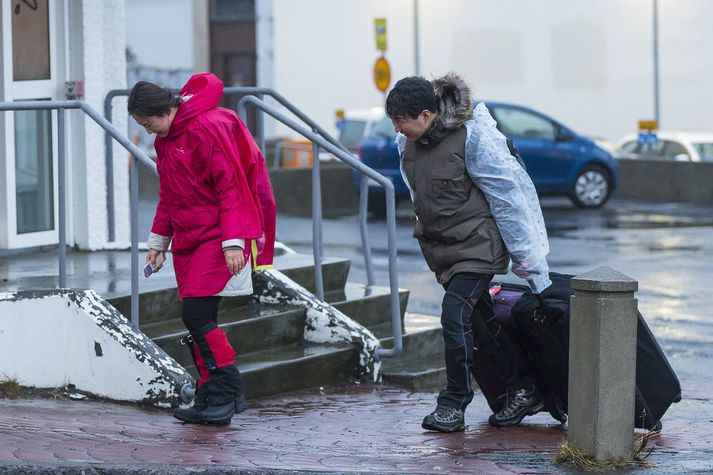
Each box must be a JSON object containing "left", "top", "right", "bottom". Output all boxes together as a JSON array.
[
  {"left": 146, "top": 249, "right": 165, "bottom": 272},
  {"left": 535, "top": 290, "right": 566, "bottom": 323},
  {"left": 224, "top": 247, "right": 245, "bottom": 276}
]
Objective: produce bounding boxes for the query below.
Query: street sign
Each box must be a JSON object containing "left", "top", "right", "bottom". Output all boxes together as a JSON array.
[
  {"left": 374, "top": 18, "right": 387, "bottom": 51},
  {"left": 373, "top": 56, "right": 391, "bottom": 93},
  {"left": 637, "top": 119, "right": 658, "bottom": 145},
  {"left": 638, "top": 120, "right": 658, "bottom": 131},
  {"left": 638, "top": 132, "right": 658, "bottom": 145}
]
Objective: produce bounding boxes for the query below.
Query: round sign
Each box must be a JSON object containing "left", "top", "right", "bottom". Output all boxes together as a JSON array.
[{"left": 373, "top": 57, "right": 391, "bottom": 93}]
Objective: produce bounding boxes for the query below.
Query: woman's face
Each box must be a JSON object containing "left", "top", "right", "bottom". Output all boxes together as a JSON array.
[{"left": 132, "top": 108, "right": 177, "bottom": 137}]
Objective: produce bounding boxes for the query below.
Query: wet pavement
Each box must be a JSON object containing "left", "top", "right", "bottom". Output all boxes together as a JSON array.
[
  {"left": 2, "top": 197, "right": 713, "bottom": 473},
  {"left": 1, "top": 382, "right": 712, "bottom": 474}
]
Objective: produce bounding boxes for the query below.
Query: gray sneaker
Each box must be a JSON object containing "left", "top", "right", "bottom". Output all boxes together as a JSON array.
[{"left": 422, "top": 404, "right": 465, "bottom": 432}]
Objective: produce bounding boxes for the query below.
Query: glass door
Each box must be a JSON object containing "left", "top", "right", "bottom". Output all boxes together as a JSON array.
[{"left": 1, "top": 0, "right": 60, "bottom": 249}]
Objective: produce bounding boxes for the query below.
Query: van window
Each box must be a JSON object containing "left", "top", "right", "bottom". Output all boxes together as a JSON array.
[
  {"left": 368, "top": 116, "right": 397, "bottom": 141},
  {"left": 338, "top": 119, "right": 368, "bottom": 148}
]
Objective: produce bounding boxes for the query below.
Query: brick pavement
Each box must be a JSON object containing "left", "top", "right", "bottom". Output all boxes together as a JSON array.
[{"left": 0, "top": 384, "right": 711, "bottom": 474}]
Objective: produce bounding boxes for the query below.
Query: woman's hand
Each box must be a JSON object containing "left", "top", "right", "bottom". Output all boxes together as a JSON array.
[
  {"left": 146, "top": 249, "right": 165, "bottom": 272},
  {"left": 224, "top": 247, "right": 245, "bottom": 276}
]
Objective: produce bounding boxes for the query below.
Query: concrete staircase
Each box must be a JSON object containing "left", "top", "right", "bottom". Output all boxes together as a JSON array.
[{"left": 108, "top": 253, "right": 447, "bottom": 399}]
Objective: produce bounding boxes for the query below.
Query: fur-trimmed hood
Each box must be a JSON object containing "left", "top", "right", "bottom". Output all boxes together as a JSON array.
[
  {"left": 417, "top": 73, "right": 472, "bottom": 146},
  {"left": 433, "top": 72, "right": 473, "bottom": 130}
]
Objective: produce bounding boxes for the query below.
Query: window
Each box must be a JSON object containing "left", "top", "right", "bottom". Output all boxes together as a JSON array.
[
  {"left": 368, "top": 116, "right": 397, "bottom": 141},
  {"left": 663, "top": 141, "right": 689, "bottom": 160},
  {"left": 11, "top": 0, "right": 50, "bottom": 81},
  {"left": 637, "top": 140, "right": 666, "bottom": 160},
  {"left": 14, "top": 107, "right": 54, "bottom": 234},
  {"left": 338, "top": 120, "right": 367, "bottom": 148},
  {"left": 210, "top": 0, "right": 255, "bottom": 21},
  {"left": 693, "top": 143, "right": 713, "bottom": 162},
  {"left": 491, "top": 107, "right": 557, "bottom": 141}
]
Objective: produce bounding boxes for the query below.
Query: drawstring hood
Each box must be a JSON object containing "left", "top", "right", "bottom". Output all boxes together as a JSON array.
[{"left": 167, "top": 73, "right": 224, "bottom": 138}]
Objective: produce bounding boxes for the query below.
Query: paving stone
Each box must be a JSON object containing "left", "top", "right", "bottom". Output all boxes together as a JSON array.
[{"left": 0, "top": 383, "right": 711, "bottom": 474}]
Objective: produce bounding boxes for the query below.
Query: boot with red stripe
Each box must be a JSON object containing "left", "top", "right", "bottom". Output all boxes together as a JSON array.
[{"left": 174, "top": 322, "right": 247, "bottom": 424}]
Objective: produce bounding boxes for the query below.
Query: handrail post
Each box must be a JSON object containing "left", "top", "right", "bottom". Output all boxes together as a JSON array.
[
  {"left": 257, "top": 92, "right": 266, "bottom": 155},
  {"left": 57, "top": 108, "right": 67, "bottom": 288},
  {"left": 375, "top": 183, "right": 403, "bottom": 359},
  {"left": 104, "top": 95, "right": 116, "bottom": 242},
  {"left": 129, "top": 155, "right": 140, "bottom": 329},
  {"left": 359, "top": 176, "right": 374, "bottom": 286},
  {"left": 312, "top": 128, "right": 325, "bottom": 300}
]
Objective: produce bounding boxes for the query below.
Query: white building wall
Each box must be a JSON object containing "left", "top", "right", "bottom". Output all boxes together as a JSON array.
[
  {"left": 73, "top": 0, "right": 128, "bottom": 249},
  {"left": 268, "top": 0, "right": 713, "bottom": 142}
]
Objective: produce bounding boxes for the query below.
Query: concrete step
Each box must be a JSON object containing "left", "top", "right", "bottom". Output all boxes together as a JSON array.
[
  {"left": 107, "top": 253, "right": 351, "bottom": 326},
  {"left": 149, "top": 306, "right": 307, "bottom": 364},
  {"left": 327, "top": 283, "right": 409, "bottom": 329},
  {"left": 183, "top": 342, "right": 358, "bottom": 399},
  {"left": 378, "top": 313, "right": 446, "bottom": 392}
]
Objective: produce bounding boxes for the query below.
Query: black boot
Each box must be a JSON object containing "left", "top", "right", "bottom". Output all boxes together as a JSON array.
[
  {"left": 488, "top": 382, "right": 544, "bottom": 427},
  {"left": 174, "top": 389, "right": 247, "bottom": 424}
]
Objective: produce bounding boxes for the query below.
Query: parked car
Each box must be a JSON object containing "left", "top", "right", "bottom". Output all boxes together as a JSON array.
[
  {"left": 351, "top": 102, "right": 619, "bottom": 211},
  {"left": 615, "top": 132, "right": 713, "bottom": 162}
]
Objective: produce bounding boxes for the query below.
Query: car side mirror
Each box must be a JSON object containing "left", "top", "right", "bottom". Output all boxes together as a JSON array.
[{"left": 674, "top": 153, "right": 691, "bottom": 162}]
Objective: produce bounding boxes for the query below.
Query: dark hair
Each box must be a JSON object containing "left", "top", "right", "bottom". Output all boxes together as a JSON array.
[
  {"left": 385, "top": 76, "right": 437, "bottom": 119},
  {"left": 127, "top": 81, "right": 180, "bottom": 117}
]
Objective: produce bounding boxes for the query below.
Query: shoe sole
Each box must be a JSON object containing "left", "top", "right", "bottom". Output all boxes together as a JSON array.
[
  {"left": 421, "top": 421, "right": 466, "bottom": 433},
  {"left": 173, "top": 396, "right": 246, "bottom": 425},
  {"left": 488, "top": 401, "right": 545, "bottom": 427}
]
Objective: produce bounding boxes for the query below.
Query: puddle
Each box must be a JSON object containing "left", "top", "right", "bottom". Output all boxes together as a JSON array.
[{"left": 605, "top": 213, "right": 713, "bottom": 229}]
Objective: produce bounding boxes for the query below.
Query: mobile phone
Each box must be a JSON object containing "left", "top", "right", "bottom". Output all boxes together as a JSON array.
[{"left": 144, "top": 252, "right": 166, "bottom": 278}]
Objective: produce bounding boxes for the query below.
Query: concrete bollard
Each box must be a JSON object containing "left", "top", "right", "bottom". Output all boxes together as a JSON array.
[{"left": 567, "top": 266, "right": 638, "bottom": 462}]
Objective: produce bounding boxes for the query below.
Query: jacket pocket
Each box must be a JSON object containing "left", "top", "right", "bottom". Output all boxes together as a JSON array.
[{"left": 430, "top": 166, "right": 469, "bottom": 217}]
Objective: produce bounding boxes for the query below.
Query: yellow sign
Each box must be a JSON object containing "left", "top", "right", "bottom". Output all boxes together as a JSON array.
[
  {"left": 374, "top": 56, "right": 391, "bottom": 93},
  {"left": 374, "top": 18, "right": 387, "bottom": 51},
  {"left": 638, "top": 120, "right": 658, "bottom": 131}
]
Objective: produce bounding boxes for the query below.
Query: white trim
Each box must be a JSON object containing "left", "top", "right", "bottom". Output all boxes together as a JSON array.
[{"left": 1, "top": 0, "right": 64, "bottom": 249}]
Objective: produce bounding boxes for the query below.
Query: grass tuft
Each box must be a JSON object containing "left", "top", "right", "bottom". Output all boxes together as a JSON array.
[
  {"left": 0, "top": 375, "right": 22, "bottom": 397},
  {"left": 553, "top": 430, "right": 659, "bottom": 470}
]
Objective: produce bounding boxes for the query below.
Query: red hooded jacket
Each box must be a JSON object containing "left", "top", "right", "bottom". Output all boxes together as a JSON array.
[{"left": 151, "top": 73, "right": 276, "bottom": 298}]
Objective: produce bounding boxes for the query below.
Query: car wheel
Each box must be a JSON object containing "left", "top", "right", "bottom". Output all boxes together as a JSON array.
[{"left": 570, "top": 165, "right": 611, "bottom": 208}]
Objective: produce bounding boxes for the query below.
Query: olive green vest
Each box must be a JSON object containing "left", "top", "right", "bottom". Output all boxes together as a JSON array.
[{"left": 402, "top": 126, "right": 509, "bottom": 284}]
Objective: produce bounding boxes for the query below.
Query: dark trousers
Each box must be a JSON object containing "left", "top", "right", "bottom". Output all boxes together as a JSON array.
[
  {"left": 181, "top": 297, "right": 243, "bottom": 402},
  {"left": 437, "top": 272, "right": 528, "bottom": 410}
]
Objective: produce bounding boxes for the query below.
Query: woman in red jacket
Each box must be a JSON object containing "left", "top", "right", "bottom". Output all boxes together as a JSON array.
[{"left": 128, "top": 73, "right": 276, "bottom": 425}]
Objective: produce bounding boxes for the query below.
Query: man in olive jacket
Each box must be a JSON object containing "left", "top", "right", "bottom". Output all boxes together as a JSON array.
[{"left": 387, "top": 74, "right": 557, "bottom": 432}]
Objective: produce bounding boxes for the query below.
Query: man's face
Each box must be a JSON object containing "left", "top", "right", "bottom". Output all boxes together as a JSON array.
[{"left": 391, "top": 110, "right": 434, "bottom": 142}]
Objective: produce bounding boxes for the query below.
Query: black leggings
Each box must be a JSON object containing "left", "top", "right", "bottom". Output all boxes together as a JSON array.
[{"left": 182, "top": 296, "right": 222, "bottom": 333}]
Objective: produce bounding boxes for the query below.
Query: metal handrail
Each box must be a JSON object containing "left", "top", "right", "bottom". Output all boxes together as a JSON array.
[
  {"left": 104, "top": 86, "right": 375, "bottom": 297},
  {"left": 238, "top": 95, "right": 402, "bottom": 359},
  {"left": 0, "top": 100, "right": 156, "bottom": 330}
]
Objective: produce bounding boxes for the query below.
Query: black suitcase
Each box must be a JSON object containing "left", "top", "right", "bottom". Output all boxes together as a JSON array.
[
  {"left": 471, "top": 283, "right": 567, "bottom": 423},
  {"left": 510, "top": 273, "right": 682, "bottom": 430}
]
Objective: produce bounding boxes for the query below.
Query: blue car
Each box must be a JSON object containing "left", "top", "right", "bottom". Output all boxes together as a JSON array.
[{"left": 352, "top": 102, "right": 618, "bottom": 210}]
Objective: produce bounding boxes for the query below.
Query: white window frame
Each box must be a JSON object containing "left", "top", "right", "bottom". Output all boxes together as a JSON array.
[{"left": 1, "top": 0, "right": 61, "bottom": 249}]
